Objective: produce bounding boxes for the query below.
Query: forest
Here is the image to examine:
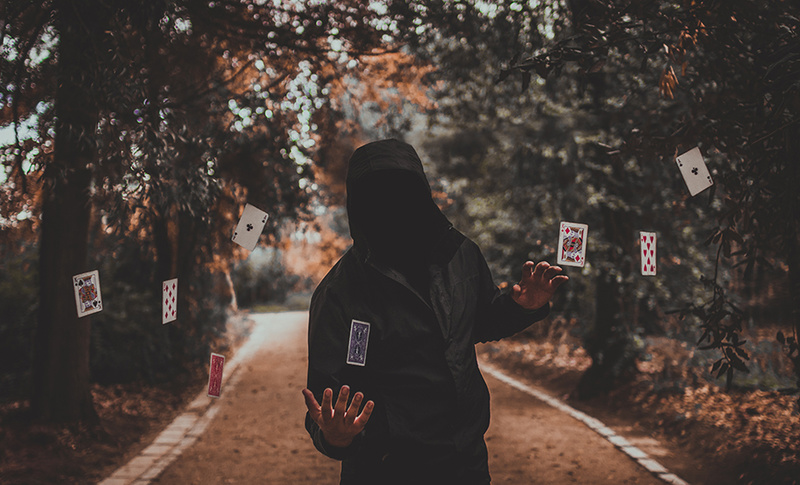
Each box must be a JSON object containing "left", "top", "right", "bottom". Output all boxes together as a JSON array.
[{"left": 1, "top": 0, "right": 798, "bottom": 483}]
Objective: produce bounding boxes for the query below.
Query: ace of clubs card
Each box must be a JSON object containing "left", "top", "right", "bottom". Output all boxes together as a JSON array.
[
  {"left": 162, "top": 278, "right": 178, "bottom": 324},
  {"left": 231, "top": 203, "right": 269, "bottom": 251},
  {"left": 346, "top": 319, "right": 370, "bottom": 366},
  {"left": 640, "top": 232, "right": 657, "bottom": 276},
  {"left": 207, "top": 353, "right": 225, "bottom": 398},
  {"left": 557, "top": 222, "right": 589, "bottom": 268},
  {"left": 676, "top": 147, "right": 713, "bottom": 196},
  {"left": 73, "top": 270, "right": 102, "bottom": 317}
]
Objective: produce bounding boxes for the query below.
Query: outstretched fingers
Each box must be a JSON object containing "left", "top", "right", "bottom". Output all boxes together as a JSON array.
[
  {"left": 344, "top": 392, "right": 363, "bottom": 426},
  {"left": 530, "top": 261, "right": 549, "bottom": 280},
  {"left": 320, "top": 387, "right": 334, "bottom": 423},
  {"left": 542, "top": 265, "right": 564, "bottom": 281},
  {"left": 522, "top": 260, "right": 535, "bottom": 278},
  {"left": 551, "top": 274, "right": 569, "bottom": 289},
  {"left": 336, "top": 385, "right": 351, "bottom": 413},
  {"left": 302, "top": 388, "right": 322, "bottom": 423},
  {"left": 353, "top": 399, "right": 375, "bottom": 430}
]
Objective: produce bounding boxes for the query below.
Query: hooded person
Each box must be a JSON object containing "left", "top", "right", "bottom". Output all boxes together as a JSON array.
[{"left": 302, "top": 139, "right": 568, "bottom": 485}]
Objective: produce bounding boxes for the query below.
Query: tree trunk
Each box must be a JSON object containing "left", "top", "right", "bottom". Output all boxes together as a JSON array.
[
  {"left": 785, "top": 129, "right": 800, "bottom": 396},
  {"left": 31, "top": 0, "right": 106, "bottom": 422},
  {"left": 577, "top": 207, "right": 639, "bottom": 400}
]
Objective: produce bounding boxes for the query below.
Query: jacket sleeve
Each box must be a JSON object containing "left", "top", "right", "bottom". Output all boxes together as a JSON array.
[
  {"left": 472, "top": 248, "right": 551, "bottom": 344},
  {"left": 304, "top": 284, "right": 368, "bottom": 461}
]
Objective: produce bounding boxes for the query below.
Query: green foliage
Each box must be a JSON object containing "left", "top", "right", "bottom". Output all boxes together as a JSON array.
[
  {"left": 494, "top": 0, "right": 800, "bottom": 389},
  {"left": 0, "top": 243, "right": 37, "bottom": 401},
  {"left": 402, "top": 0, "right": 799, "bottom": 394},
  {"left": 0, "top": 0, "right": 428, "bottom": 411},
  {"left": 85, "top": 230, "right": 230, "bottom": 385}
]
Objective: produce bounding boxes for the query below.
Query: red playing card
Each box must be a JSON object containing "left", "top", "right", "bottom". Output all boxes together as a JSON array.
[
  {"left": 640, "top": 231, "right": 657, "bottom": 276},
  {"left": 207, "top": 353, "right": 225, "bottom": 398},
  {"left": 162, "top": 278, "right": 178, "bottom": 325},
  {"left": 557, "top": 221, "right": 589, "bottom": 268}
]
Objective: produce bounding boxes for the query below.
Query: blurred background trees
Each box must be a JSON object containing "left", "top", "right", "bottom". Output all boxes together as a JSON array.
[
  {"left": 0, "top": 0, "right": 423, "bottom": 422},
  {"left": 389, "top": 0, "right": 798, "bottom": 397},
  {"left": 1, "top": 0, "right": 797, "bottom": 427}
]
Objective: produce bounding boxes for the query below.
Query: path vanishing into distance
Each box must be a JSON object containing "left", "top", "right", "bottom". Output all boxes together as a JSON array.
[{"left": 102, "top": 312, "right": 687, "bottom": 485}]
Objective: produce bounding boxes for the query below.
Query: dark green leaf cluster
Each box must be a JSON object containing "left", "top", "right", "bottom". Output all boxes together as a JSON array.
[{"left": 403, "top": 0, "right": 798, "bottom": 392}]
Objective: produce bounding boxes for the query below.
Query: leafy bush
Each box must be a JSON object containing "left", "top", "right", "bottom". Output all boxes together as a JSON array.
[{"left": 0, "top": 243, "right": 38, "bottom": 402}]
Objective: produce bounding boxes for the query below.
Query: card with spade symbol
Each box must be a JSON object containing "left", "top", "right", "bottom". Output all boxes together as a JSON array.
[
  {"left": 162, "top": 278, "right": 178, "bottom": 324},
  {"left": 231, "top": 203, "right": 269, "bottom": 251},
  {"left": 640, "top": 231, "right": 657, "bottom": 276},
  {"left": 676, "top": 147, "right": 713, "bottom": 196},
  {"left": 72, "top": 270, "right": 103, "bottom": 318}
]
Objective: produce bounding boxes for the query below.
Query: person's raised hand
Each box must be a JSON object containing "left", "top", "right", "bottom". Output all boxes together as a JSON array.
[
  {"left": 302, "top": 385, "right": 374, "bottom": 448},
  {"left": 511, "top": 261, "right": 569, "bottom": 310}
]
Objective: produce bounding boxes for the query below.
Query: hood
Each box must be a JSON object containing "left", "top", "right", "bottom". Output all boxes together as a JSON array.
[{"left": 345, "top": 139, "right": 450, "bottom": 262}]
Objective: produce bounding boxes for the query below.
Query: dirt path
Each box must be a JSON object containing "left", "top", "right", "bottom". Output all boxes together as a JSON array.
[{"left": 153, "top": 312, "right": 663, "bottom": 484}]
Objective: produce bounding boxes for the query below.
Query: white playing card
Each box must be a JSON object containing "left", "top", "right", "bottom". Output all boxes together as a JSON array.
[
  {"left": 162, "top": 278, "right": 178, "bottom": 324},
  {"left": 640, "top": 231, "right": 657, "bottom": 276},
  {"left": 231, "top": 203, "right": 269, "bottom": 251},
  {"left": 557, "top": 222, "right": 589, "bottom": 268},
  {"left": 73, "top": 270, "right": 103, "bottom": 318},
  {"left": 676, "top": 147, "right": 713, "bottom": 196}
]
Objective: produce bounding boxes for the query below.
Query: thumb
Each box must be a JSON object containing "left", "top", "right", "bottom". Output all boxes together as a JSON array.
[{"left": 302, "top": 389, "right": 322, "bottom": 422}]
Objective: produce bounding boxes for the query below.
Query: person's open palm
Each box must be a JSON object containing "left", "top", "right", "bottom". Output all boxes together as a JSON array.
[
  {"left": 511, "top": 261, "right": 568, "bottom": 310},
  {"left": 302, "top": 385, "right": 373, "bottom": 448}
]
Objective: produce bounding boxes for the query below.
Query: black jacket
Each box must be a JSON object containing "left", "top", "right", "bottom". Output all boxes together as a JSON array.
[{"left": 305, "top": 139, "right": 550, "bottom": 484}]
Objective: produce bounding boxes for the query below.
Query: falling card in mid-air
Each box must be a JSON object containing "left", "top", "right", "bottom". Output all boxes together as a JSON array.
[
  {"left": 346, "top": 319, "right": 370, "bottom": 366},
  {"left": 557, "top": 222, "right": 589, "bottom": 268},
  {"left": 73, "top": 270, "right": 103, "bottom": 318},
  {"left": 207, "top": 353, "right": 225, "bottom": 398},
  {"left": 640, "top": 231, "right": 657, "bottom": 276},
  {"left": 231, "top": 203, "right": 269, "bottom": 251},
  {"left": 162, "top": 278, "right": 178, "bottom": 325},
  {"left": 676, "top": 147, "right": 713, "bottom": 196}
]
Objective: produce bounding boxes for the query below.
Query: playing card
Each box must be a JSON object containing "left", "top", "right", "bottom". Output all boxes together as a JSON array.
[
  {"left": 557, "top": 222, "right": 589, "bottom": 268},
  {"left": 346, "top": 319, "right": 370, "bottom": 366},
  {"left": 162, "top": 278, "right": 177, "bottom": 324},
  {"left": 676, "top": 147, "right": 713, "bottom": 196},
  {"left": 231, "top": 203, "right": 269, "bottom": 251},
  {"left": 207, "top": 353, "right": 225, "bottom": 398},
  {"left": 72, "top": 270, "right": 103, "bottom": 317},
  {"left": 640, "top": 231, "right": 657, "bottom": 276}
]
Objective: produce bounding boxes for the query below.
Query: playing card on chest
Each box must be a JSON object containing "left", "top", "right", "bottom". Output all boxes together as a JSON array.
[
  {"left": 346, "top": 319, "right": 370, "bottom": 366},
  {"left": 231, "top": 203, "right": 269, "bottom": 251},
  {"left": 676, "top": 147, "right": 713, "bottom": 196},
  {"left": 640, "top": 231, "right": 657, "bottom": 276},
  {"left": 162, "top": 278, "right": 178, "bottom": 324},
  {"left": 207, "top": 353, "right": 225, "bottom": 398},
  {"left": 73, "top": 270, "right": 102, "bottom": 317},
  {"left": 557, "top": 222, "right": 589, "bottom": 268}
]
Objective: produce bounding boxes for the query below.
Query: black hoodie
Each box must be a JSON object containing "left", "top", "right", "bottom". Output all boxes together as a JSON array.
[{"left": 305, "top": 139, "right": 550, "bottom": 484}]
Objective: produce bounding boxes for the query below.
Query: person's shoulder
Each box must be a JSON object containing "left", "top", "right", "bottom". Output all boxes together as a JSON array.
[
  {"left": 311, "top": 248, "right": 359, "bottom": 305},
  {"left": 452, "top": 229, "right": 482, "bottom": 257}
]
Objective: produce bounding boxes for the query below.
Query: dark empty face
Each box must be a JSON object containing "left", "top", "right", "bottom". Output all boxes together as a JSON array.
[{"left": 350, "top": 169, "right": 437, "bottom": 258}]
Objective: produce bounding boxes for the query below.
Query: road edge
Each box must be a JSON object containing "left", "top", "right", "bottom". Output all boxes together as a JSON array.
[
  {"left": 96, "top": 317, "right": 262, "bottom": 485},
  {"left": 480, "top": 362, "right": 691, "bottom": 485}
]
